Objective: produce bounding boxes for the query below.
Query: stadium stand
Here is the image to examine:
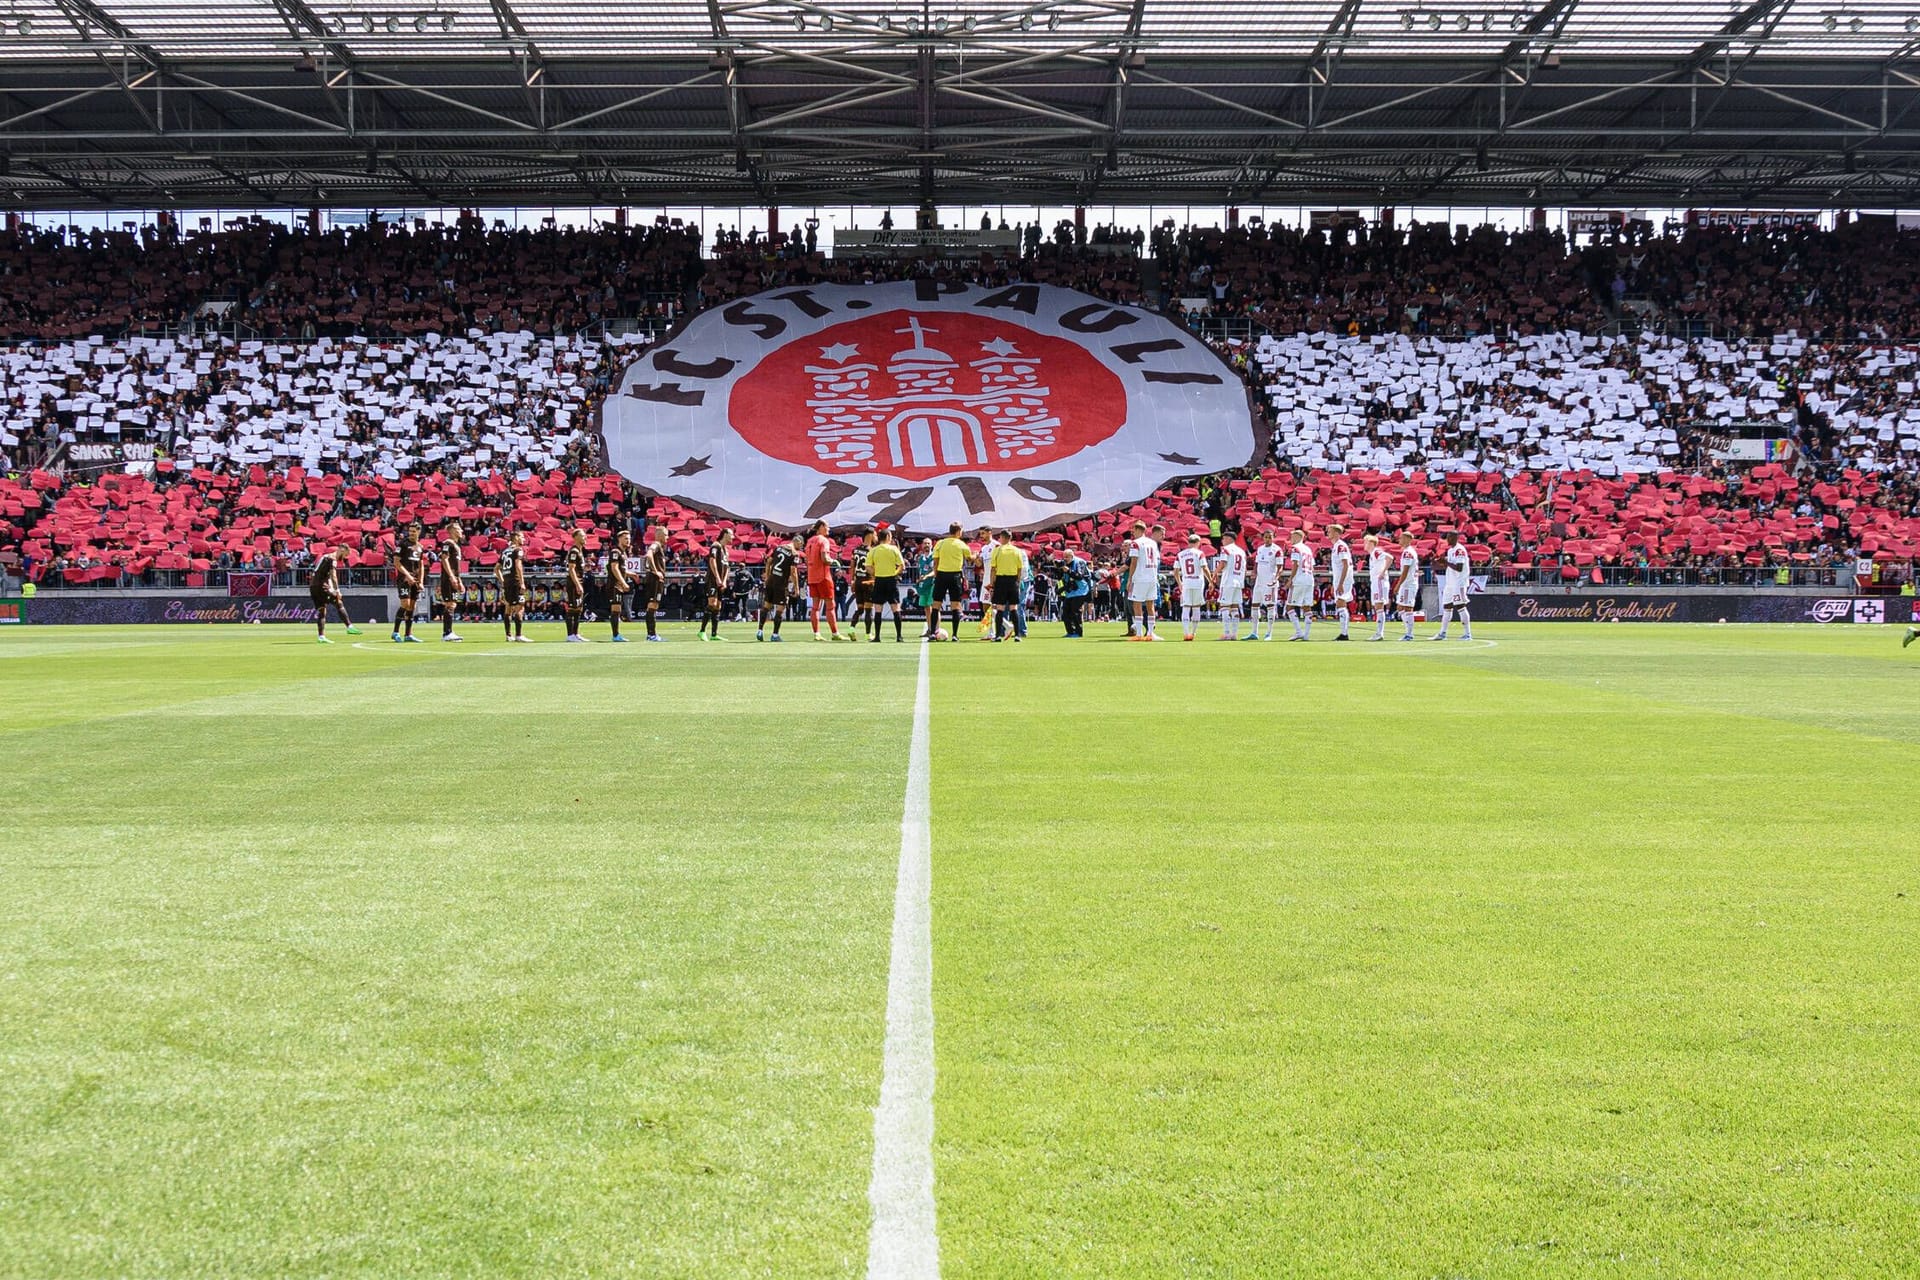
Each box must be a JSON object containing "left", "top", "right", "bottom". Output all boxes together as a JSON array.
[
  {"left": 4, "top": 217, "right": 1920, "bottom": 591},
  {"left": 0, "top": 216, "right": 700, "bottom": 342}
]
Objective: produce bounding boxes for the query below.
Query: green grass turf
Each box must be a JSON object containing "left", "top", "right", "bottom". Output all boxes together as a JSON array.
[
  {"left": 3, "top": 619, "right": 1919, "bottom": 1277},
  {"left": 931, "top": 622, "right": 1920, "bottom": 1278},
  {"left": 0, "top": 623, "right": 920, "bottom": 1278}
]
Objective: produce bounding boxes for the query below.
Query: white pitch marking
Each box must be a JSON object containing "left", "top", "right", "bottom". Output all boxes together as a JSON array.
[
  {"left": 347, "top": 641, "right": 508, "bottom": 656},
  {"left": 867, "top": 640, "right": 939, "bottom": 1280}
]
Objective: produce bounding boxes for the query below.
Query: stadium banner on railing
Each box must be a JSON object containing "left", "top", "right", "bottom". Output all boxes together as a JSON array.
[
  {"left": 1685, "top": 209, "right": 1822, "bottom": 230},
  {"left": 833, "top": 229, "right": 1023, "bottom": 253},
  {"left": 0, "top": 598, "right": 24, "bottom": 625},
  {"left": 1568, "top": 210, "right": 1627, "bottom": 233},
  {"left": 600, "top": 283, "right": 1257, "bottom": 533},
  {"left": 26, "top": 593, "right": 389, "bottom": 625},
  {"left": 1712, "top": 438, "right": 1797, "bottom": 464},
  {"left": 1308, "top": 209, "right": 1366, "bottom": 230},
  {"left": 1473, "top": 593, "right": 1915, "bottom": 624},
  {"left": 227, "top": 571, "right": 272, "bottom": 599}
]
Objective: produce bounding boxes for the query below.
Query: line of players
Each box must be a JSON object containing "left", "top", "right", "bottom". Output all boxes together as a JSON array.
[
  {"left": 1117, "top": 520, "right": 1476, "bottom": 642},
  {"left": 309, "top": 519, "right": 739, "bottom": 644},
  {"left": 304, "top": 513, "right": 1475, "bottom": 645}
]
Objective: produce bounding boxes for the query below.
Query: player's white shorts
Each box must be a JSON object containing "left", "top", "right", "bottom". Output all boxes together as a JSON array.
[
  {"left": 1219, "top": 579, "right": 1245, "bottom": 608},
  {"left": 1334, "top": 586, "right": 1355, "bottom": 605},
  {"left": 1252, "top": 577, "right": 1278, "bottom": 607},
  {"left": 1287, "top": 577, "right": 1315, "bottom": 608},
  {"left": 1370, "top": 579, "right": 1391, "bottom": 609},
  {"left": 1395, "top": 582, "right": 1419, "bottom": 609},
  {"left": 1127, "top": 580, "right": 1158, "bottom": 605},
  {"left": 1180, "top": 582, "right": 1207, "bottom": 608},
  {"left": 1442, "top": 579, "right": 1469, "bottom": 608}
]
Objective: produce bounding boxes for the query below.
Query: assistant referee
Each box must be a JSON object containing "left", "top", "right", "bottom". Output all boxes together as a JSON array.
[{"left": 927, "top": 522, "right": 970, "bottom": 642}]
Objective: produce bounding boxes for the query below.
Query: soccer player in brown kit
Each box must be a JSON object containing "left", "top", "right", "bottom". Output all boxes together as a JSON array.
[
  {"left": 698, "top": 528, "right": 732, "bottom": 640},
  {"left": 605, "top": 528, "right": 634, "bottom": 642},
  {"left": 437, "top": 522, "right": 465, "bottom": 642},
  {"left": 638, "top": 527, "right": 669, "bottom": 641},
  {"left": 391, "top": 520, "right": 425, "bottom": 643},
  {"left": 498, "top": 528, "right": 531, "bottom": 642},
  {"left": 758, "top": 532, "right": 801, "bottom": 642},
  {"left": 563, "top": 528, "right": 590, "bottom": 642},
  {"left": 310, "top": 542, "right": 361, "bottom": 643},
  {"left": 851, "top": 528, "right": 876, "bottom": 637}
]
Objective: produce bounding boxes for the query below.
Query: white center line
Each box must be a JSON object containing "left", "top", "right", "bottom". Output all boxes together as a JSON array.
[{"left": 866, "top": 640, "right": 939, "bottom": 1279}]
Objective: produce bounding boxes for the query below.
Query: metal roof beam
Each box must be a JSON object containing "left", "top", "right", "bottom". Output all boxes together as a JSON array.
[
  {"left": 1237, "top": 0, "right": 1367, "bottom": 199},
  {"left": 708, "top": 0, "right": 769, "bottom": 200},
  {"left": 46, "top": 0, "right": 160, "bottom": 131},
  {"left": 1686, "top": 0, "right": 1797, "bottom": 71},
  {"left": 1086, "top": 0, "right": 1146, "bottom": 200}
]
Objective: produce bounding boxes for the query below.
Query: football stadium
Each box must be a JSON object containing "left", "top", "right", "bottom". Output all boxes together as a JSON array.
[{"left": 3, "top": 3, "right": 1919, "bottom": 1276}]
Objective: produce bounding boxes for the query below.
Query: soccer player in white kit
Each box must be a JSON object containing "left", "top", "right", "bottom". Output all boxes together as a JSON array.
[
  {"left": 974, "top": 529, "right": 998, "bottom": 641},
  {"left": 1249, "top": 528, "right": 1282, "bottom": 640},
  {"left": 1433, "top": 534, "right": 1474, "bottom": 640},
  {"left": 1214, "top": 532, "right": 1248, "bottom": 640},
  {"left": 1124, "top": 519, "right": 1163, "bottom": 641},
  {"left": 1285, "top": 529, "right": 1316, "bottom": 641},
  {"left": 1365, "top": 533, "right": 1393, "bottom": 640},
  {"left": 1174, "top": 532, "right": 1212, "bottom": 641},
  {"left": 1393, "top": 531, "right": 1421, "bottom": 640},
  {"left": 1326, "top": 523, "right": 1355, "bottom": 641}
]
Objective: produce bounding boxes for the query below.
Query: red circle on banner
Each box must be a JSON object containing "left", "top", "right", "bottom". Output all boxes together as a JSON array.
[{"left": 728, "top": 309, "right": 1126, "bottom": 480}]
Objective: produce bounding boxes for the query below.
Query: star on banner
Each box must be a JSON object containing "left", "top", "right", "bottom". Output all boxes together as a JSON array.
[
  {"left": 979, "top": 336, "right": 1022, "bottom": 357},
  {"left": 818, "top": 342, "right": 861, "bottom": 363},
  {"left": 1159, "top": 452, "right": 1201, "bottom": 466},
  {"left": 669, "top": 455, "right": 713, "bottom": 478}
]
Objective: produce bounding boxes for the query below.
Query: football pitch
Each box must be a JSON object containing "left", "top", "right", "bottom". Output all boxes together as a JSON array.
[{"left": 2, "top": 621, "right": 1917, "bottom": 1278}]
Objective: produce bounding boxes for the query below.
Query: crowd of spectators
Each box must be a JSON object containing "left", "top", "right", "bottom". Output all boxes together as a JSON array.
[
  {"left": 1245, "top": 330, "right": 1920, "bottom": 475},
  {"left": 697, "top": 236, "right": 1143, "bottom": 307},
  {"left": 1167, "top": 215, "right": 1920, "bottom": 343},
  {"left": 6, "top": 212, "right": 1920, "bottom": 593},
  {"left": 0, "top": 213, "right": 700, "bottom": 342},
  {"left": 13, "top": 212, "right": 1920, "bottom": 343}
]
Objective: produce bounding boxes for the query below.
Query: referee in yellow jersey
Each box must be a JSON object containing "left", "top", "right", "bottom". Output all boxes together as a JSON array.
[
  {"left": 867, "top": 526, "right": 906, "bottom": 642},
  {"left": 990, "top": 531, "right": 1027, "bottom": 642},
  {"left": 927, "top": 521, "right": 971, "bottom": 642}
]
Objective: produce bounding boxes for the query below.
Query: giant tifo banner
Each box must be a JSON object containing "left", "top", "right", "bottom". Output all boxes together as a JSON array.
[
  {"left": 1472, "top": 594, "right": 1916, "bottom": 624},
  {"left": 599, "top": 283, "right": 1256, "bottom": 531},
  {"left": 27, "top": 593, "right": 389, "bottom": 625}
]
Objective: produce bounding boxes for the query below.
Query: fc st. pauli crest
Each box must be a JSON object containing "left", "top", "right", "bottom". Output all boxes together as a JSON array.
[{"left": 600, "top": 281, "right": 1256, "bottom": 531}]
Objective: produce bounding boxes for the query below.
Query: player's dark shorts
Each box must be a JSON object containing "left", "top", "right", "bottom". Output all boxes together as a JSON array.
[
  {"left": 502, "top": 585, "right": 524, "bottom": 607},
  {"left": 309, "top": 587, "right": 332, "bottom": 609},
  {"left": 397, "top": 583, "right": 419, "bottom": 605},
  {"left": 854, "top": 579, "right": 874, "bottom": 606},
  {"left": 991, "top": 575, "right": 1020, "bottom": 608},
  {"left": 564, "top": 586, "right": 585, "bottom": 610},
  {"left": 764, "top": 580, "right": 790, "bottom": 608},
  {"left": 933, "top": 570, "right": 965, "bottom": 604},
  {"left": 871, "top": 577, "right": 900, "bottom": 607},
  {"left": 638, "top": 573, "right": 664, "bottom": 608}
]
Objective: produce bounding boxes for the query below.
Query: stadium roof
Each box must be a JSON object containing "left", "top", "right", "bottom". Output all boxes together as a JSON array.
[{"left": 4, "top": 0, "right": 1920, "bottom": 209}]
